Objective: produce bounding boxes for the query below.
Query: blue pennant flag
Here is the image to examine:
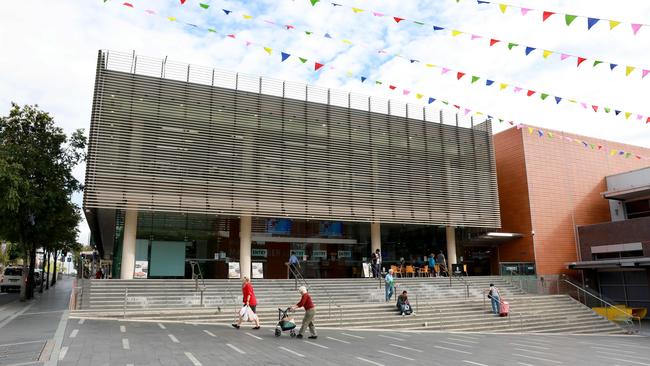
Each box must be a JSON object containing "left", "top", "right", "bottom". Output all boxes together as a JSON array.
[
  {"left": 281, "top": 52, "right": 290, "bottom": 62},
  {"left": 428, "top": 97, "right": 435, "bottom": 104},
  {"left": 538, "top": 130, "right": 544, "bottom": 137},
  {"left": 361, "top": 76, "right": 367, "bottom": 83},
  {"left": 477, "top": 0, "right": 491, "bottom": 4},
  {"left": 615, "top": 110, "right": 621, "bottom": 115},
  {"left": 222, "top": 9, "right": 232, "bottom": 15},
  {"left": 555, "top": 97, "right": 562, "bottom": 104},
  {"left": 331, "top": 2, "right": 342, "bottom": 6},
  {"left": 525, "top": 47, "right": 536, "bottom": 55},
  {"left": 486, "top": 80, "right": 494, "bottom": 86},
  {"left": 610, "top": 63, "right": 618, "bottom": 70},
  {"left": 433, "top": 26, "right": 445, "bottom": 31},
  {"left": 587, "top": 17, "right": 600, "bottom": 30},
  {"left": 410, "top": 59, "right": 419, "bottom": 63},
  {"left": 324, "top": 33, "right": 332, "bottom": 38}
]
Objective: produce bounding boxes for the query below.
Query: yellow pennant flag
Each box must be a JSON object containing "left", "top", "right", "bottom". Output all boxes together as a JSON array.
[
  {"left": 346, "top": 70, "right": 353, "bottom": 77},
  {"left": 610, "top": 149, "right": 617, "bottom": 156},
  {"left": 528, "top": 127, "right": 533, "bottom": 134},
  {"left": 568, "top": 99, "right": 577, "bottom": 103},
  {"left": 625, "top": 112, "right": 632, "bottom": 119},
  {"left": 352, "top": 7, "right": 364, "bottom": 13},
  {"left": 167, "top": 16, "right": 177, "bottom": 21},
  {"left": 425, "top": 63, "right": 435, "bottom": 68},
  {"left": 242, "top": 14, "right": 253, "bottom": 20},
  {"left": 451, "top": 30, "right": 463, "bottom": 36},
  {"left": 499, "top": 4, "right": 508, "bottom": 13},
  {"left": 476, "top": 111, "right": 483, "bottom": 115},
  {"left": 263, "top": 47, "right": 272, "bottom": 55},
  {"left": 499, "top": 83, "right": 508, "bottom": 90},
  {"left": 626, "top": 66, "right": 635, "bottom": 76},
  {"left": 542, "top": 50, "right": 553, "bottom": 59},
  {"left": 415, "top": 93, "right": 423, "bottom": 99},
  {"left": 609, "top": 20, "right": 621, "bottom": 30},
  {"left": 342, "top": 39, "right": 352, "bottom": 45}
]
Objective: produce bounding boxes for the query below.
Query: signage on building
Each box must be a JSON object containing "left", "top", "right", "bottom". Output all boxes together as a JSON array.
[
  {"left": 252, "top": 262, "right": 264, "bottom": 279},
  {"left": 134, "top": 261, "right": 148, "bottom": 279},
  {"left": 252, "top": 249, "right": 267, "bottom": 257},
  {"left": 290, "top": 249, "right": 305, "bottom": 258},
  {"left": 312, "top": 250, "right": 327, "bottom": 259},
  {"left": 228, "top": 262, "right": 240, "bottom": 279},
  {"left": 338, "top": 250, "right": 352, "bottom": 258}
]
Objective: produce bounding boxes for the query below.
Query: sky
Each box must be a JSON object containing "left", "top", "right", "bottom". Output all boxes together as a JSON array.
[{"left": 1, "top": 0, "right": 649, "bottom": 244}]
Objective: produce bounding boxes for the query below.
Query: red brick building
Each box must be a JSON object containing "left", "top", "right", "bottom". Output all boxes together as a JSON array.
[{"left": 493, "top": 125, "right": 650, "bottom": 278}]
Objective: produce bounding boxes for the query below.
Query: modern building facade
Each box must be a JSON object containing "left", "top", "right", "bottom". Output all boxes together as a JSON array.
[
  {"left": 493, "top": 125, "right": 650, "bottom": 278},
  {"left": 83, "top": 50, "right": 501, "bottom": 279},
  {"left": 570, "top": 167, "right": 650, "bottom": 309}
]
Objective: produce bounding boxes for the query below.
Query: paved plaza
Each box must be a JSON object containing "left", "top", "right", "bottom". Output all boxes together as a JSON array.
[{"left": 1, "top": 278, "right": 649, "bottom": 366}]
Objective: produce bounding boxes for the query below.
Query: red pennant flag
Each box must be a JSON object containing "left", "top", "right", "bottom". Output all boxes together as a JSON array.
[
  {"left": 489, "top": 39, "right": 500, "bottom": 46},
  {"left": 457, "top": 72, "right": 465, "bottom": 80},
  {"left": 393, "top": 17, "right": 405, "bottom": 23},
  {"left": 527, "top": 90, "right": 535, "bottom": 96},
  {"left": 314, "top": 62, "right": 324, "bottom": 71},
  {"left": 592, "top": 105, "right": 598, "bottom": 112},
  {"left": 227, "top": 34, "right": 236, "bottom": 38},
  {"left": 180, "top": 0, "right": 186, "bottom": 4},
  {"left": 453, "top": 105, "right": 460, "bottom": 109},
  {"left": 123, "top": 2, "right": 134, "bottom": 7},
  {"left": 647, "top": 117, "right": 650, "bottom": 124},
  {"left": 577, "top": 57, "right": 586, "bottom": 66},
  {"left": 542, "top": 11, "right": 555, "bottom": 21},
  {"left": 389, "top": 85, "right": 396, "bottom": 90}
]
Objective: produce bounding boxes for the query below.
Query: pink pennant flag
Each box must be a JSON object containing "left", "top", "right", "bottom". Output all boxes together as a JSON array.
[
  {"left": 560, "top": 53, "right": 570, "bottom": 61},
  {"left": 580, "top": 102, "right": 588, "bottom": 109},
  {"left": 471, "top": 34, "right": 482, "bottom": 40},
  {"left": 372, "top": 12, "right": 384, "bottom": 17},
  {"left": 403, "top": 89, "right": 410, "bottom": 95},
  {"left": 145, "top": 9, "right": 155, "bottom": 14},
  {"left": 285, "top": 25, "right": 295, "bottom": 30},
  {"left": 516, "top": 124, "right": 524, "bottom": 130},
  {"left": 245, "top": 41, "right": 252, "bottom": 47},
  {"left": 264, "top": 19, "right": 276, "bottom": 25},
  {"left": 464, "top": 108, "right": 471, "bottom": 115},
  {"left": 513, "top": 86, "right": 522, "bottom": 93},
  {"left": 441, "top": 67, "right": 450, "bottom": 75},
  {"left": 631, "top": 23, "right": 642, "bottom": 35},
  {"left": 520, "top": 8, "right": 531, "bottom": 16},
  {"left": 637, "top": 114, "right": 643, "bottom": 120},
  {"left": 642, "top": 69, "right": 650, "bottom": 79}
]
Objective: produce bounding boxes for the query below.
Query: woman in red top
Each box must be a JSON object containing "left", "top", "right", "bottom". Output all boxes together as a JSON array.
[{"left": 232, "top": 276, "right": 261, "bottom": 329}]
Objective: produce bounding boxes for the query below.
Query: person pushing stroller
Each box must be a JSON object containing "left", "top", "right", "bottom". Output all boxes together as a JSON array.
[{"left": 290, "top": 286, "right": 317, "bottom": 339}]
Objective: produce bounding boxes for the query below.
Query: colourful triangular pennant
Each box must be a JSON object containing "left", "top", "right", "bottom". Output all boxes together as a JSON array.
[{"left": 565, "top": 14, "right": 577, "bottom": 26}]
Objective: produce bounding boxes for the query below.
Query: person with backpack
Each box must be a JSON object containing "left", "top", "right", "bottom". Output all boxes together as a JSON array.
[
  {"left": 385, "top": 268, "right": 395, "bottom": 302},
  {"left": 487, "top": 283, "right": 501, "bottom": 315}
]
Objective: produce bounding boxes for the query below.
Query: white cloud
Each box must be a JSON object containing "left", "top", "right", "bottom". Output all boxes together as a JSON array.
[{"left": 1, "top": 0, "right": 649, "bottom": 244}]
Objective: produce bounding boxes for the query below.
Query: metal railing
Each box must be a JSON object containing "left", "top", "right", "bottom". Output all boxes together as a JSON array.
[
  {"left": 189, "top": 260, "right": 206, "bottom": 307},
  {"left": 287, "top": 264, "right": 341, "bottom": 322}
]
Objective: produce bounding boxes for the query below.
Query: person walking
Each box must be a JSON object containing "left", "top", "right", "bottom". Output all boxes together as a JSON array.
[
  {"left": 291, "top": 286, "right": 317, "bottom": 339},
  {"left": 436, "top": 251, "right": 447, "bottom": 276},
  {"left": 487, "top": 283, "right": 501, "bottom": 315},
  {"left": 288, "top": 252, "right": 300, "bottom": 279},
  {"left": 427, "top": 253, "right": 436, "bottom": 278},
  {"left": 232, "top": 276, "right": 261, "bottom": 329},
  {"left": 371, "top": 249, "right": 382, "bottom": 278},
  {"left": 385, "top": 268, "right": 395, "bottom": 302}
]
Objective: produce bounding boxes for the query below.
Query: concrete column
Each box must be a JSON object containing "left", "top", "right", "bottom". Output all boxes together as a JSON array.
[
  {"left": 120, "top": 210, "right": 138, "bottom": 279},
  {"left": 239, "top": 215, "right": 252, "bottom": 280},
  {"left": 371, "top": 222, "right": 381, "bottom": 253},
  {"left": 446, "top": 226, "right": 457, "bottom": 266}
]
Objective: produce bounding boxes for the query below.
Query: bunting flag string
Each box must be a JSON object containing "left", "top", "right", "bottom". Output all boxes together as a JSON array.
[
  {"left": 294, "top": 0, "right": 650, "bottom": 79},
  {"left": 108, "top": 0, "right": 650, "bottom": 136},
  {"left": 459, "top": 0, "right": 648, "bottom": 36},
  {"left": 183, "top": 1, "right": 650, "bottom": 125}
]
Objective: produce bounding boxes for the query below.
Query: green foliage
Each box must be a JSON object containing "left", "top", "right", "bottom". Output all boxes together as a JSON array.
[{"left": 0, "top": 103, "right": 86, "bottom": 297}]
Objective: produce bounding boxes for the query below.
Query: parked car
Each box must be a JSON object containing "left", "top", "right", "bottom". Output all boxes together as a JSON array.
[{"left": 1, "top": 266, "right": 24, "bottom": 292}]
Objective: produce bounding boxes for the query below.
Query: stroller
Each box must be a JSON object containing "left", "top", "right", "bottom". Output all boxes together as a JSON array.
[{"left": 274, "top": 307, "right": 297, "bottom": 337}]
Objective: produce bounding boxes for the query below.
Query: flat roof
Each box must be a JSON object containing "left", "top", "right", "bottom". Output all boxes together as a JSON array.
[
  {"left": 602, "top": 184, "right": 650, "bottom": 201},
  {"left": 567, "top": 257, "right": 650, "bottom": 269}
]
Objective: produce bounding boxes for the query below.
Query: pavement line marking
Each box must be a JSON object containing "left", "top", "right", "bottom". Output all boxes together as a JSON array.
[
  {"left": 203, "top": 330, "right": 216, "bottom": 337},
  {"left": 0, "top": 340, "right": 46, "bottom": 347},
  {"left": 595, "top": 351, "right": 648, "bottom": 361},
  {"left": 0, "top": 302, "right": 35, "bottom": 329},
  {"left": 158, "top": 323, "right": 166, "bottom": 329},
  {"left": 341, "top": 332, "right": 365, "bottom": 339},
  {"left": 450, "top": 334, "right": 483, "bottom": 340},
  {"left": 515, "top": 348, "right": 546, "bottom": 355},
  {"left": 305, "top": 340, "right": 328, "bottom": 349},
  {"left": 69, "top": 329, "right": 79, "bottom": 338},
  {"left": 122, "top": 338, "right": 130, "bottom": 350},
  {"left": 168, "top": 334, "right": 180, "bottom": 343},
  {"left": 58, "top": 346, "right": 68, "bottom": 361},
  {"left": 378, "top": 350, "right": 415, "bottom": 361},
  {"left": 44, "top": 309, "right": 69, "bottom": 366},
  {"left": 389, "top": 343, "right": 423, "bottom": 353},
  {"left": 378, "top": 334, "right": 405, "bottom": 341},
  {"left": 120, "top": 325, "right": 126, "bottom": 333},
  {"left": 512, "top": 353, "right": 562, "bottom": 364},
  {"left": 440, "top": 340, "right": 473, "bottom": 348},
  {"left": 448, "top": 337, "right": 479, "bottom": 344},
  {"left": 607, "top": 343, "right": 650, "bottom": 350},
  {"left": 356, "top": 356, "right": 385, "bottom": 366},
  {"left": 245, "top": 332, "right": 263, "bottom": 340},
  {"left": 78, "top": 319, "right": 85, "bottom": 325},
  {"left": 278, "top": 346, "right": 305, "bottom": 358},
  {"left": 185, "top": 352, "right": 203, "bottom": 366},
  {"left": 511, "top": 343, "right": 549, "bottom": 350},
  {"left": 226, "top": 343, "right": 246, "bottom": 354},
  {"left": 596, "top": 355, "right": 650, "bottom": 366},
  {"left": 326, "top": 336, "right": 351, "bottom": 344},
  {"left": 127, "top": 364, "right": 134, "bottom": 366},
  {"left": 517, "top": 363, "right": 535, "bottom": 366},
  {"left": 435, "top": 345, "right": 472, "bottom": 355},
  {"left": 463, "top": 361, "right": 488, "bottom": 366}
]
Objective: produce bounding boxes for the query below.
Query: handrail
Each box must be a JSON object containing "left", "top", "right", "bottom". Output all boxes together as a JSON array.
[{"left": 287, "top": 264, "right": 339, "bottom": 319}]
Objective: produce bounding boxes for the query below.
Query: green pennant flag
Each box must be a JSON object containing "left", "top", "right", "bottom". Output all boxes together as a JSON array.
[
  {"left": 471, "top": 76, "right": 480, "bottom": 83},
  {"left": 309, "top": 0, "right": 320, "bottom": 6},
  {"left": 298, "top": 57, "right": 308, "bottom": 63},
  {"left": 590, "top": 143, "right": 595, "bottom": 149},
  {"left": 604, "top": 107, "right": 611, "bottom": 113},
  {"left": 498, "top": 119, "right": 504, "bottom": 123},
  {"left": 625, "top": 152, "right": 632, "bottom": 158},
  {"left": 442, "top": 101, "right": 449, "bottom": 105},
  {"left": 305, "top": 31, "right": 313, "bottom": 35},
  {"left": 375, "top": 81, "right": 382, "bottom": 85},
  {"left": 540, "top": 93, "right": 549, "bottom": 100},
  {"left": 565, "top": 14, "right": 577, "bottom": 26},
  {"left": 507, "top": 43, "right": 518, "bottom": 50},
  {"left": 199, "top": 3, "right": 209, "bottom": 9},
  {"left": 207, "top": 28, "right": 216, "bottom": 32},
  {"left": 413, "top": 21, "right": 425, "bottom": 26},
  {"left": 593, "top": 60, "right": 603, "bottom": 67}
]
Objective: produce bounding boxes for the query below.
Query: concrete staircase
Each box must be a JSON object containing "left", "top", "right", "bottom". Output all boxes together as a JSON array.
[{"left": 70, "top": 276, "right": 627, "bottom": 334}]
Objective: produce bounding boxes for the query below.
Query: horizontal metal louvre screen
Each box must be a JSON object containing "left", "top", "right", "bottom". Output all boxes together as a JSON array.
[{"left": 84, "top": 50, "right": 500, "bottom": 227}]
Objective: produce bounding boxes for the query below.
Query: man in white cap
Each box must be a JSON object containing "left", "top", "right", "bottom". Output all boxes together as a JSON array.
[{"left": 291, "top": 286, "right": 317, "bottom": 339}]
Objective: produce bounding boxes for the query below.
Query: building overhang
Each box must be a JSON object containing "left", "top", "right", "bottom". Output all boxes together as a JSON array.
[
  {"left": 466, "top": 232, "right": 523, "bottom": 246},
  {"left": 602, "top": 184, "right": 650, "bottom": 201},
  {"left": 567, "top": 257, "right": 650, "bottom": 270}
]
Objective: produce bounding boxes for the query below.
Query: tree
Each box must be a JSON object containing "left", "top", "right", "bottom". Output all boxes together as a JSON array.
[{"left": 0, "top": 103, "right": 86, "bottom": 300}]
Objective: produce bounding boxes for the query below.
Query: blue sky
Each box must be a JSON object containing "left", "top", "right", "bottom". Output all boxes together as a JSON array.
[{"left": 1, "top": 0, "right": 649, "bottom": 243}]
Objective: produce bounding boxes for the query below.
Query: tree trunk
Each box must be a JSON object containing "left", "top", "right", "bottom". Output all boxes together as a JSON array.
[
  {"left": 45, "top": 251, "right": 51, "bottom": 290},
  {"left": 51, "top": 250, "right": 58, "bottom": 286},
  {"left": 26, "top": 242, "right": 36, "bottom": 299},
  {"left": 20, "top": 251, "right": 28, "bottom": 301},
  {"left": 38, "top": 250, "right": 44, "bottom": 294}
]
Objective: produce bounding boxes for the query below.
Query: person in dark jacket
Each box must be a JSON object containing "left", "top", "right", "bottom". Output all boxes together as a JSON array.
[{"left": 396, "top": 290, "right": 412, "bottom": 316}]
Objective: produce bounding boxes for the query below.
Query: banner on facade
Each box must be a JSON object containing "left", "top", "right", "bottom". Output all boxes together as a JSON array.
[
  {"left": 252, "top": 262, "right": 264, "bottom": 278},
  {"left": 228, "top": 262, "right": 241, "bottom": 278},
  {"left": 134, "top": 261, "right": 148, "bottom": 279}
]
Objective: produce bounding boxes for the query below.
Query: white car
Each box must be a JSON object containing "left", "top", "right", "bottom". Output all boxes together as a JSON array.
[{"left": 0, "top": 267, "right": 24, "bottom": 292}]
